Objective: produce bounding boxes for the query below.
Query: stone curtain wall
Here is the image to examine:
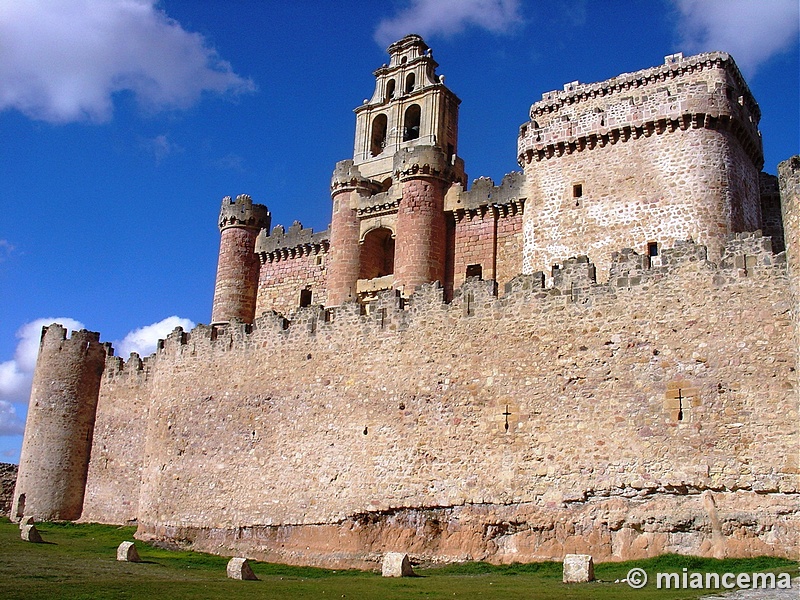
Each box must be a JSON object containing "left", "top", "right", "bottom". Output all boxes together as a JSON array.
[
  {"left": 79, "top": 236, "right": 798, "bottom": 566},
  {"left": 80, "top": 353, "right": 152, "bottom": 524},
  {"left": 518, "top": 52, "right": 762, "bottom": 279},
  {"left": 256, "top": 249, "right": 328, "bottom": 318},
  {"left": 451, "top": 209, "right": 523, "bottom": 291},
  {"left": 254, "top": 222, "right": 330, "bottom": 318}
]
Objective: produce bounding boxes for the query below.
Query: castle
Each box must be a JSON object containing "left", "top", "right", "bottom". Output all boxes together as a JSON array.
[{"left": 11, "top": 35, "right": 799, "bottom": 567}]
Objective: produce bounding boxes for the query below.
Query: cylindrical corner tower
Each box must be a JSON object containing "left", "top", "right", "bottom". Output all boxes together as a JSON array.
[
  {"left": 328, "top": 161, "right": 379, "bottom": 306},
  {"left": 393, "top": 146, "right": 451, "bottom": 295},
  {"left": 11, "top": 324, "right": 108, "bottom": 521},
  {"left": 211, "top": 194, "right": 271, "bottom": 324}
]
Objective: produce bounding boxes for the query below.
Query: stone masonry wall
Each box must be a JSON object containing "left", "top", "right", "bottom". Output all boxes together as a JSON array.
[
  {"left": 81, "top": 353, "right": 152, "bottom": 524},
  {"left": 211, "top": 227, "right": 261, "bottom": 323},
  {"left": 79, "top": 235, "right": 798, "bottom": 567},
  {"left": 256, "top": 251, "right": 328, "bottom": 318},
  {"left": 0, "top": 463, "right": 18, "bottom": 516},
  {"left": 521, "top": 127, "right": 759, "bottom": 278},
  {"left": 14, "top": 326, "right": 108, "bottom": 521},
  {"left": 518, "top": 52, "right": 762, "bottom": 279},
  {"left": 451, "top": 209, "right": 523, "bottom": 292},
  {"left": 394, "top": 178, "right": 447, "bottom": 294}
]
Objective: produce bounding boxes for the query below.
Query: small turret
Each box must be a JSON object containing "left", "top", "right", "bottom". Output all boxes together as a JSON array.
[
  {"left": 393, "top": 146, "right": 452, "bottom": 295},
  {"left": 211, "top": 194, "right": 271, "bottom": 324},
  {"left": 327, "top": 161, "right": 381, "bottom": 306},
  {"left": 12, "top": 324, "right": 109, "bottom": 521}
]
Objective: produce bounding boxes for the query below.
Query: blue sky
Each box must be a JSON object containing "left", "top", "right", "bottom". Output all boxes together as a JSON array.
[{"left": 0, "top": 0, "right": 798, "bottom": 462}]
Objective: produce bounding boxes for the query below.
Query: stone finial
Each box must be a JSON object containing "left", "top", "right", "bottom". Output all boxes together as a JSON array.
[
  {"left": 117, "top": 541, "right": 141, "bottom": 562},
  {"left": 563, "top": 554, "right": 594, "bottom": 583},
  {"left": 226, "top": 557, "right": 258, "bottom": 580},
  {"left": 381, "top": 552, "right": 415, "bottom": 577},
  {"left": 21, "top": 524, "right": 43, "bottom": 543}
]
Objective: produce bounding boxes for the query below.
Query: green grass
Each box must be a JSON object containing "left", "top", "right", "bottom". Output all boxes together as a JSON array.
[{"left": 0, "top": 518, "right": 795, "bottom": 599}]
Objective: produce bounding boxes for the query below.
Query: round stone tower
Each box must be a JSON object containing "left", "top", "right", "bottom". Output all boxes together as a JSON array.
[
  {"left": 393, "top": 145, "right": 451, "bottom": 295},
  {"left": 11, "top": 324, "right": 108, "bottom": 521},
  {"left": 211, "top": 194, "right": 271, "bottom": 324},
  {"left": 328, "top": 161, "right": 380, "bottom": 306}
]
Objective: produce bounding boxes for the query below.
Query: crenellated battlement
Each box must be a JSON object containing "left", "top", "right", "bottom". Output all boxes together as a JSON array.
[
  {"left": 330, "top": 160, "right": 381, "bottom": 196},
  {"left": 255, "top": 222, "right": 330, "bottom": 263},
  {"left": 448, "top": 172, "right": 526, "bottom": 218},
  {"left": 218, "top": 194, "right": 271, "bottom": 231},
  {"left": 394, "top": 145, "right": 460, "bottom": 182},
  {"left": 518, "top": 51, "right": 763, "bottom": 169},
  {"left": 125, "top": 233, "right": 785, "bottom": 371}
]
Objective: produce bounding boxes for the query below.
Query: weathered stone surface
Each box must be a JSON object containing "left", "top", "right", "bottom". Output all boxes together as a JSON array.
[
  {"left": 0, "top": 463, "right": 17, "bottom": 518},
  {"left": 21, "top": 524, "right": 42, "bottom": 543},
  {"left": 117, "top": 541, "right": 141, "bottom": 562},
  {"left": 226, "top": 557, "right": 257, "bottom": 580},
  {"left": 381, "top": 552, "right": 415, "bottom": 577},
  {"left": 18, "top": 515, "right": 34, "bottom": 529},
  {"left": 12, "top": 325, "right": 108, "bottom": 522},
  {"left": 563, "top": 554, "right": 594, "bottom": 583}
]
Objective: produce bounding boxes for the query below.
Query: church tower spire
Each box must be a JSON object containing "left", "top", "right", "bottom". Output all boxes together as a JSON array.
[{"left": 352, "top": 34, "right": 464, "bottom": 184}]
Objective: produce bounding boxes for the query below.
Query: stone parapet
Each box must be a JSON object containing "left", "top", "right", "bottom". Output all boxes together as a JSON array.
[
  {"left": 255, "top": 222, "right": 330, "bottom": 263},
  {"left": 218, "top": 194, "right": 271, "bottom": 231},
  {"left": 518, "top": 52, "right": 763, "bottom": 169},
  {"left": 449, "top": 172, "right": 526, "bottom": 218},
  {"left": 393, "top": 145, "right": 452, "bottom": 182},
  {"left": 330, "top": 160, "right": 381, "bottom": 196}
]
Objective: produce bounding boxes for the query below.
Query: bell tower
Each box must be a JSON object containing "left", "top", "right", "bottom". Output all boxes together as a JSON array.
[
  {"left": 352, "top": 34, "right": 464, "bottom": 184},
  {"left": 327, "top": 35, "right": 466, "bottom": 304}
]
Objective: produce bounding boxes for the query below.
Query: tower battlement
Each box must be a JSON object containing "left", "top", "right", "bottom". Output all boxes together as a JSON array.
[
  {"left": 218, "top": 194, "right": 271, "bottom": 231},
  {"left": 519, "top": 52, "right": 762, "bottom": 169}
]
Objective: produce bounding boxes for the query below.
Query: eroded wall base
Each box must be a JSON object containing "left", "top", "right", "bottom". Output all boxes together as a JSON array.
[{"left": 135, "top": 490, "right": 799, "bottom": 569}]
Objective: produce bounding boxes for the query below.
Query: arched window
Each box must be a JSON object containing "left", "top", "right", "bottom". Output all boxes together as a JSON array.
[
  {"left": 403, "top": 104, "right": 421, "bottom": 141},
  {"left": 405, "top": 72, "right": 415, "bottom": 94},
  {"left": 370, "top": 114, "right": 388, "bottom": 157},
  {"left": 359, "top": 228, "right": 395, "bottom": 280},
  {"left": 386, "top": 79, "right": 396, "bottom": 100}
]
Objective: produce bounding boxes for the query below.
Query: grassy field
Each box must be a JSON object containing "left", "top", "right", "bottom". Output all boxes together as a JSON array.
[{"left": 0, "top": 518, "right": 795, "bottom": 599}]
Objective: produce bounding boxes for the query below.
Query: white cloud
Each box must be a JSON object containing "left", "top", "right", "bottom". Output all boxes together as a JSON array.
[
  {"left": 114, "top": 316, "right": 195, "bottom": 357},
  {"left": 0, "top": 401, "right": 25, "bottom": 436},
  {"left": 0, "top": 240, "right": 14, "bottom": 262},
  {"left": 145, "top": 134, "right": 184, "bottom": 163},
  {"left": 375, "top": 0, "right": 523, "bottom": 46},
  {"left": 0, "top": 0, "right": 255, "bottom": 123},
  {"left": 673, "top": 0, "right": 799, "bottom": 75}
]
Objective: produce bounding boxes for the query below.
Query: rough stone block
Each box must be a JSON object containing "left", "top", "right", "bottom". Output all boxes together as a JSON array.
[
  {"left": 18, "top": 515, "right": 35, "bottom": 529},
  {"left": 117, "top": 541, "right": 141, "bottom": 562},
  {"left": 226, "top": 557, "right": 258, "bottom": 580},
  {"left": 382, "top": 552, "right": 415, "bottom": 577},
  {"left": 21, "top": 524, "right": 43, "bottom": 543},
  {"left": 563, "top": 554, "right": 594, "bottom": 583}
]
